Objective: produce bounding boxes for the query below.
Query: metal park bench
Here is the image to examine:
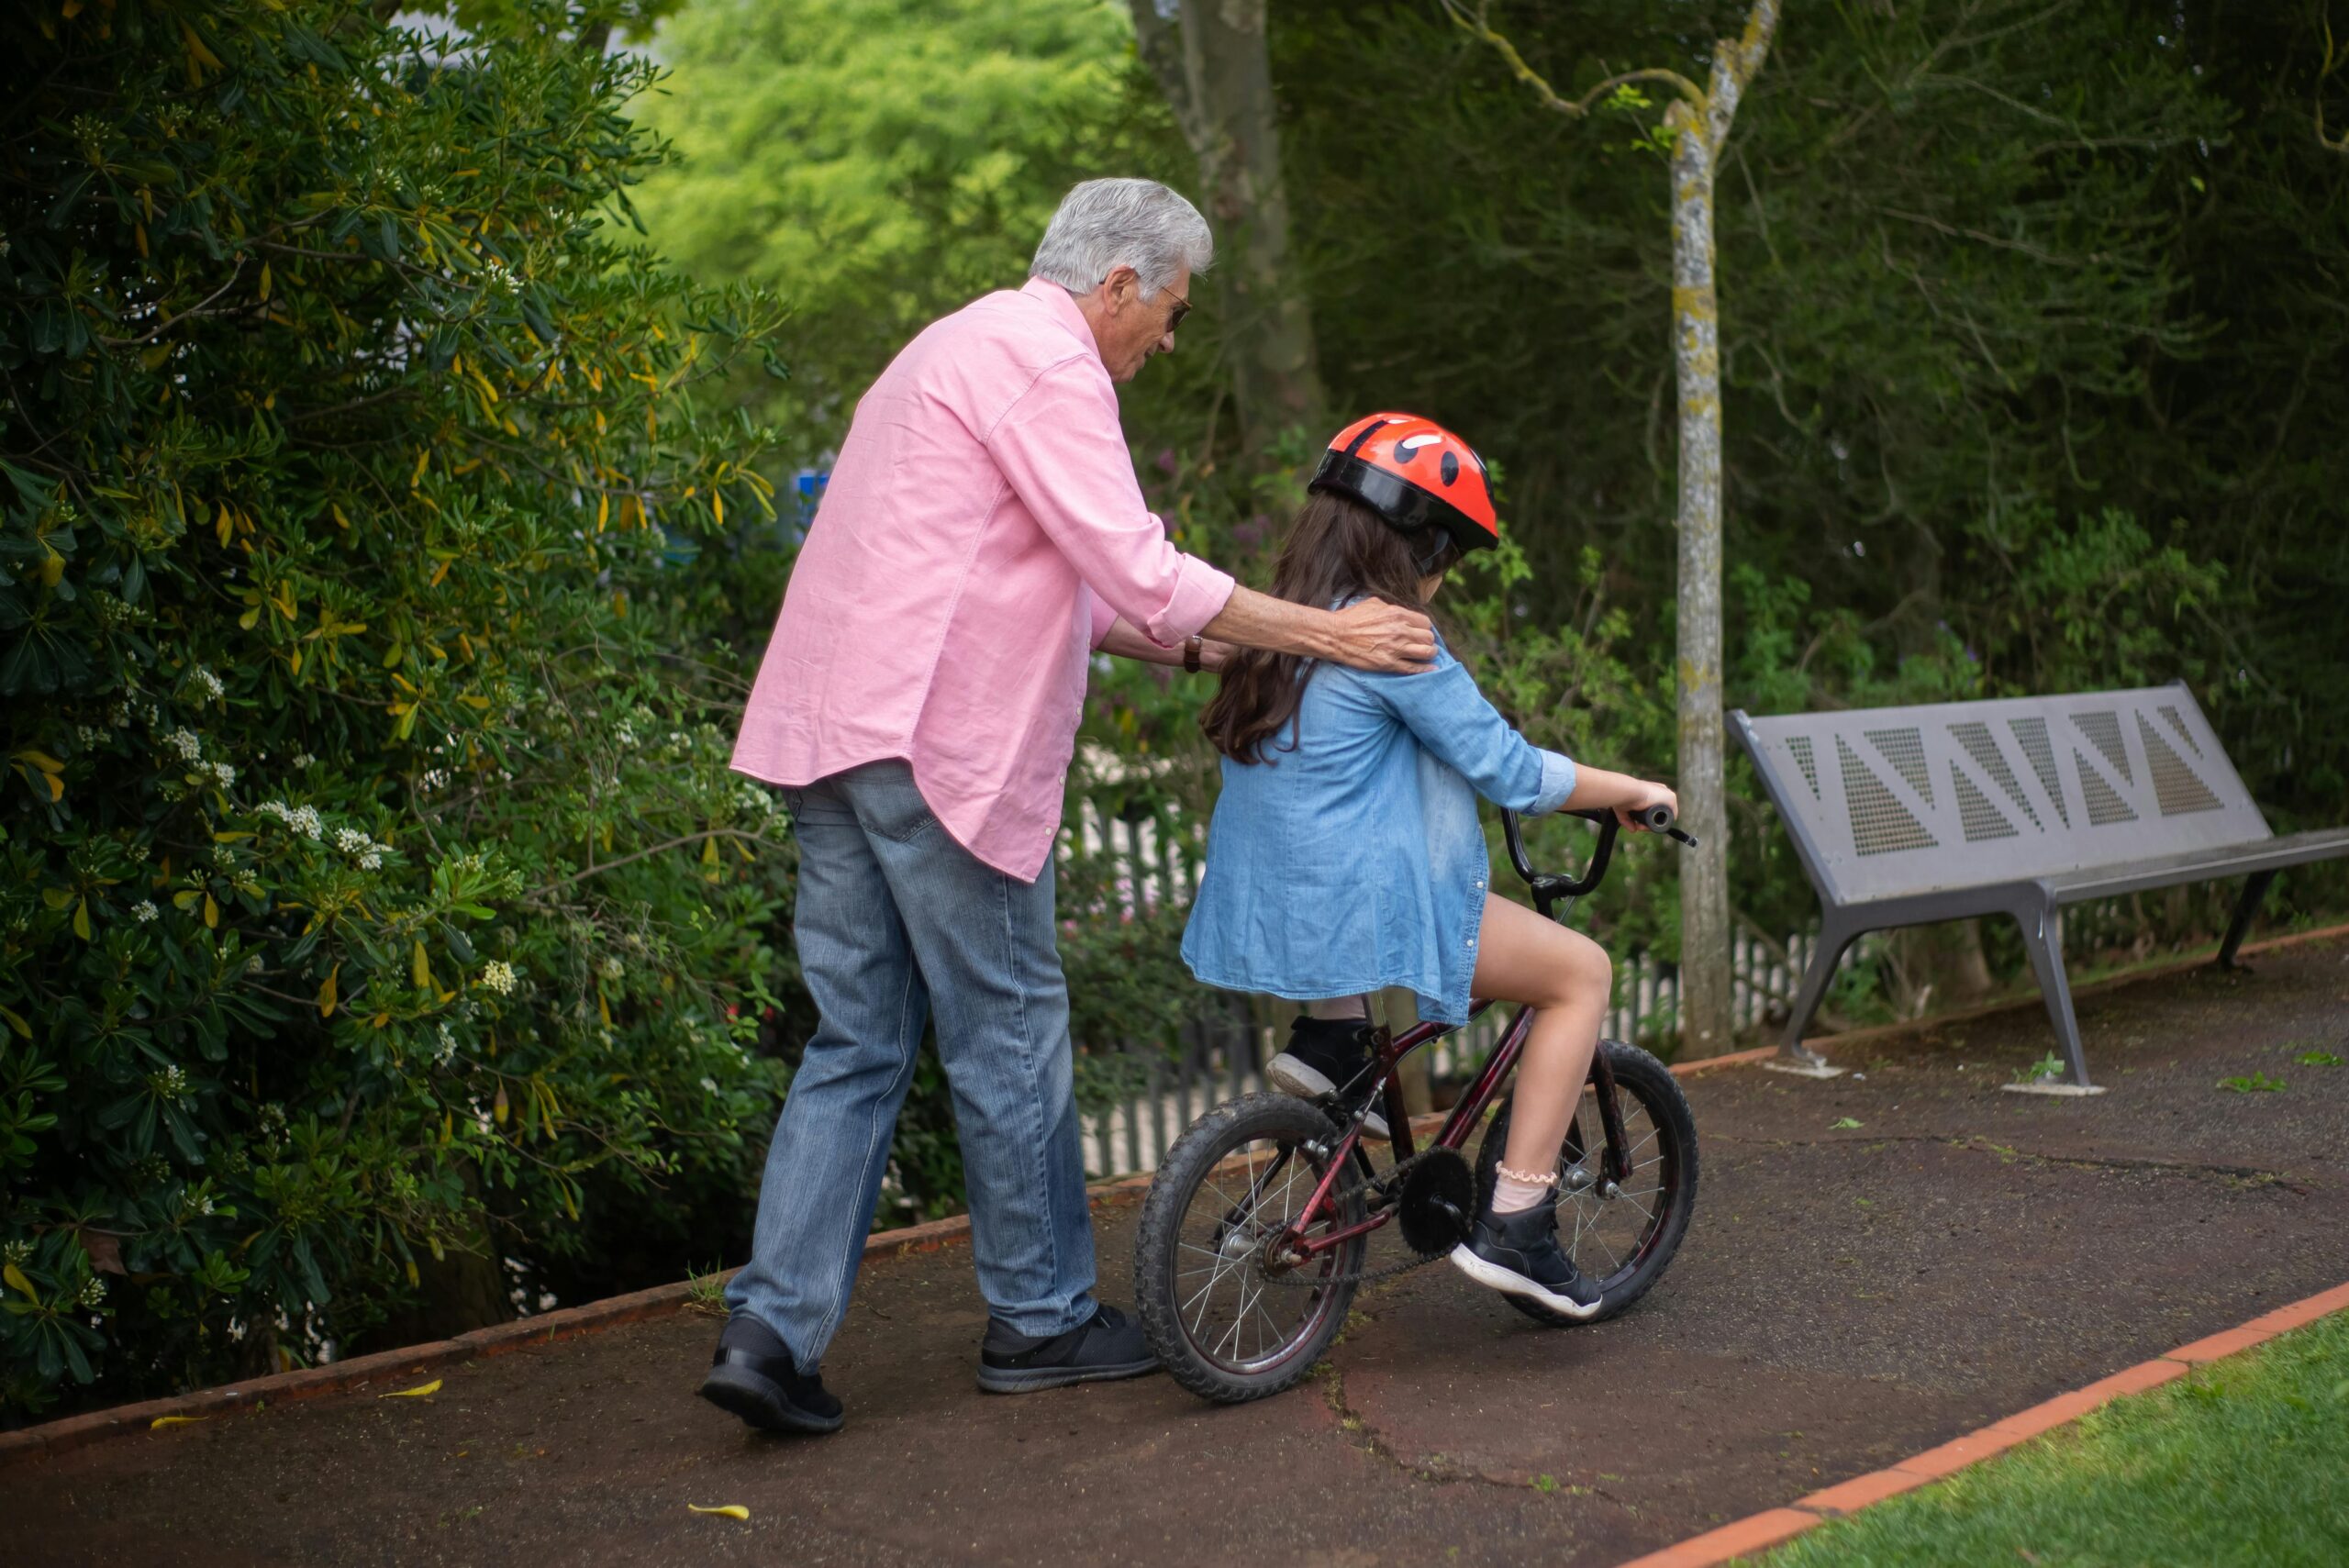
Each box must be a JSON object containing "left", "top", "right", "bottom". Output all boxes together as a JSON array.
[{"left": 1729, "top": 684, "right": 2349, "bottom": 1091}]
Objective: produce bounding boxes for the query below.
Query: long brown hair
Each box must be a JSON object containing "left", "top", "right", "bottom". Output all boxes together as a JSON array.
[{"left": 1202, "top": 490, "right": 1459, "bottom": 764}]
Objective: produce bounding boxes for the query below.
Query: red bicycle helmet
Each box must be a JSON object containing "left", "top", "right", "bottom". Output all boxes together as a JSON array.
[{"left": 1310, "top": 412, "right": 1499, "bottom": 567}]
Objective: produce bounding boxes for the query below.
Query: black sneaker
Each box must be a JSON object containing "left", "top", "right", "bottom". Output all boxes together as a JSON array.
[
  {"left": 1448, "top": 1201, "right": 1606, "bottom": 1319},
  {"left": 1265, "top": 1017, "right": 1390, "bottom": 1140},
  {"left": 697, "top": 1314, "right": 846, "bottom": 1434},
  {"left": 976, "top": 1302, "right": 1159, "bottom": 1394}
]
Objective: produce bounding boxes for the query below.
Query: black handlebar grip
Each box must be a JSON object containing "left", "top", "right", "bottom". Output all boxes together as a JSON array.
[{"left": 1634, "top": 802, "right": 1675, "bottom": 832}]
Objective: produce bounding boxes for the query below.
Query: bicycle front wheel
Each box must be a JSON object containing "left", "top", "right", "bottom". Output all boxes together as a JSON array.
[
  {"left": 1474, "top": 1040, "right": 1698, "bottom": 1327},
  {"left": 1133, "top": 1093, "right": 1367, "bottom": 1405}
]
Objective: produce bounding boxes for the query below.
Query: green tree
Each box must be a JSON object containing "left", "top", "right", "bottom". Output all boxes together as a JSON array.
[
  {"left": 0, "top": 0, "right": 791, "bottom": 1415},
  {"left": 633, "top": 0, "right": 1185, "bottom": 467}
]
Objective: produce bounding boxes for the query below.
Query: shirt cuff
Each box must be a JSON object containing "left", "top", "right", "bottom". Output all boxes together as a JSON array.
[
  {"left": 1531, "top": 750, "right": 1577, "bottom": 816},
  {"left": 1086, "top": 591, "right": 1119, "bottom": 651},
  {"left": 1139, "top": 554, "right": 1236, "bottom": 647}
]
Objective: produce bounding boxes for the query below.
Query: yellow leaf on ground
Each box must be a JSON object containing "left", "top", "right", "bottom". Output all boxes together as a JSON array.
[
  {"left": 378, "top": 1379, "right": 441, "bottom": 1399},
  {"left": 687, "top": 1505, "right": 750, "bottom": 1520},
  {"left": 150, "top": 1415, "right": 206, "bottom": 1429}
]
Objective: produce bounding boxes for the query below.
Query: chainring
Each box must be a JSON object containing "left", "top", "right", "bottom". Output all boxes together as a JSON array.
[{"left": 1396, "top": 1145, "right": 1476, "bottom": 1256}]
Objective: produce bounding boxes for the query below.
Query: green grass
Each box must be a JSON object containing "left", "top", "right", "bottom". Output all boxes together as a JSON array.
[{"left": 1747, "top": 1310, "right": 2349, "bottom": 1567}]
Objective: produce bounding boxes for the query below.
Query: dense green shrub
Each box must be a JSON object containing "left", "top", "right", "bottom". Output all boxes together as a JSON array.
[{"left": 0, "top": 0, "right": 794, "bottom": 1416}]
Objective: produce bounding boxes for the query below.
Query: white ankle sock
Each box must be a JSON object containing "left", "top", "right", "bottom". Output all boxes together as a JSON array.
[{"left": 1491, "top": 1173, "right": 1553, "bottom": 1215}]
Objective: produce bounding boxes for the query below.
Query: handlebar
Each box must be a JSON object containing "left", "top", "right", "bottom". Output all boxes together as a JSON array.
[{"left": 1500, "top": 803, "right": 1695, "bottom": 916}]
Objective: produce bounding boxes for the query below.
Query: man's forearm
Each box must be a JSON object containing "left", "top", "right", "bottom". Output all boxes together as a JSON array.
[{"left": 1198, "top": 584, "right": 1334, "bottom": 661}]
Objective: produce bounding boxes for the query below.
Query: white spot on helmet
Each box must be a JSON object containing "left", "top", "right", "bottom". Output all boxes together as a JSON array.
[{"left": 1395, "top": 432, "right": 1443, "bottom": 461}]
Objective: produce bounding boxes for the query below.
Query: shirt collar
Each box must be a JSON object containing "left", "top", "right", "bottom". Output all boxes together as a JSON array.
[{"left": 1020, "top": 275, "right": 1103, "bottom": 366}]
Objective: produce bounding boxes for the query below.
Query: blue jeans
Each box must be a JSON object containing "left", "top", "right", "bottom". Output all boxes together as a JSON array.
[{"left": 726, "top": 760, "right": 1098, "bottom": 1368}]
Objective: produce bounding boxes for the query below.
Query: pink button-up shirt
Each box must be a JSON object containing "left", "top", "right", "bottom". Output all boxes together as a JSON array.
[{"left": 730, "top": 277, "right": 1236, "bottom": 882}]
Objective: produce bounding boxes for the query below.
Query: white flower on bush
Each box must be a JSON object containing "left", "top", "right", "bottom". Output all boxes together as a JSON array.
[
  {"left": 209, "top": 761, "right": 237, "bottom": 788},
  {"left": 358, "top": 849, "right": 383, "bottom": 872},
  {"left": 418, "top": 768, "right": 448, "bottom": 793},
  {"left": 78, "top": 1276, "right": 107, "bottom": 1308},
  {"left": 256, "top": 800, "right": 319, "bottom": 839},
  {"left": 191, "top": 666, "right": 224, "bottom": 701},
  {"left": 479, "top": 960, "right": 518, "bottom": 995},
  {"left": 164, "top": 728, "right": 202, "bottom": 762},
  {"left": 292, "top": 752, "right": 316, "bottom": 769},
  {"left": 614, "top": 725, "right": 639, "bottom": 751},
  {"left": 133, "top": 900, "right": 159, "bottom": 922},
  {"left": 333, "top": 828, "right": 370, "bottom": 854},
  {"left": 598, "top": 955, "right": 624, "bottom": 982},
  {"left": 436, "top": 1021, "right": 460, "bottom": 1065}
]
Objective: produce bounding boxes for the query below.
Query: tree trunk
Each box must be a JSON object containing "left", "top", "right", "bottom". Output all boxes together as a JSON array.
[
  {"left": 1670, "top": 1, "right": 1780, "bottom": 1058},
  {"left": 1130, "top": 0, "right": 1326, "bottom": 457},
  {"left": 1667, "top": 102, "right": 1735, "bottom": 1057}
]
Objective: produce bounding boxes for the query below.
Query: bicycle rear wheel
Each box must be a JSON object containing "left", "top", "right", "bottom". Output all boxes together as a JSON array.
[
  {"left": 1134, "top": 1093, "right": 1367, "bottom": 1405},
  {"left": 1474, "top": 1040, "right": 1698, "bottom": 1327}
]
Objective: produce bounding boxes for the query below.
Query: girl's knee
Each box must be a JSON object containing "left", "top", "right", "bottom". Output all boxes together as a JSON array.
[
  {"left": 1542, "top": 929, "right": 1609, "bottom": 1006},
  {"left": 1571, "top": 930, "right": 1612, "bottom": 989}
]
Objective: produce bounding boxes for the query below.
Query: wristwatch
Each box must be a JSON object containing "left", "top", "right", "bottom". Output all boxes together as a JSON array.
[{"left": 1184, "top": 636, "right": 1203, "bottom": 673}]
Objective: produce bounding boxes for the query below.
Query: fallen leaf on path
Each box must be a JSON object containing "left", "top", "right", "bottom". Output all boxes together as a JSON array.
[
  {"left": 688, "top": 1505, "right": 751, "bottom": 1520},
  {"left": 1831, "top": 1117, "right": 1863, "bottom": 1129},
  {"left": 150, "top": 1416, "right": 206, "bottom": 1429},
  {"left": 379, "top": 1379, "right": 442, "bottom": 1398}
]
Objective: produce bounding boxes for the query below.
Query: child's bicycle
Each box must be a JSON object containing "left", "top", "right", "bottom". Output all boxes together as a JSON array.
[{"left": 1133, "top": 805, "right": 1700, "bottom": 1405}]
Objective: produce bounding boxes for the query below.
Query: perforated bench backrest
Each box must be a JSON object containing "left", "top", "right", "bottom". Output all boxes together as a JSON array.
[{"left": 1734, "top": 685, "right": 2270, "bottom": 905}]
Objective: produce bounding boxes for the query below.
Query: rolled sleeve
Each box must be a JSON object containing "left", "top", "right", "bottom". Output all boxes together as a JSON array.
[
  {"left": 987, "top": 357, "right": 1236, "bottom": 647},
  {"left": 1531, "top": 749, "right": 1577, "bottom": 816}
]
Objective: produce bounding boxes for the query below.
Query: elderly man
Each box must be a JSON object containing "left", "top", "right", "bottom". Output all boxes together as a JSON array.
[{"left": 701, "top": 179, "right": 1434, "bottom": 1434}]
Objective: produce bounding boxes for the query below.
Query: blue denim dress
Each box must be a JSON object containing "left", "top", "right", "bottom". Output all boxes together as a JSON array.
[{"left": 1180, "top": 632, "right": 1575, "bottom": 1026}]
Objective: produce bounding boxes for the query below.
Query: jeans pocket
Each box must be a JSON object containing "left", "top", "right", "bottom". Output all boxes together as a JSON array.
[{"left": 849, "top": 763, "right": 941, "bottom": 844}]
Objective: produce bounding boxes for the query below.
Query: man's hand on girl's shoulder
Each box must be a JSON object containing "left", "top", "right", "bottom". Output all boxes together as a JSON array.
[{"left": 1324, "top": 597, "right": 1438, "bottom": 673}]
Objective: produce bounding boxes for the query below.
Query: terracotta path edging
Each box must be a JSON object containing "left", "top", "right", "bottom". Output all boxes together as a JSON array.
[{"left": 1611, "top": 1278, "right": 2349, "bottom": 1568}]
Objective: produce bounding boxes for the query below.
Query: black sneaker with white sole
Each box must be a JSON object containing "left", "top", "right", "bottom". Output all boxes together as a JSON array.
[
  {"left": 976, "top": 1302, "right": 1160, "bottom": 1394},
  {"left": 1448, "top": 1201, "right": 1606, "bottom": 1318},
  {"left": 1265, "top": 1016, "right": 1390, "bottom": 1140},
  {"left": 697, "top": 1313, "right": 847, "bottom": 1434}
]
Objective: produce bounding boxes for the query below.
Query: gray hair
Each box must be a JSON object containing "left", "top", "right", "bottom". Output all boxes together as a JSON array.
[{"left": 1030, "top": 178, "right": 1213, "bottom": 302}]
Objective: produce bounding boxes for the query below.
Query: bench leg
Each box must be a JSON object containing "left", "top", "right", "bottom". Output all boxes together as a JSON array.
[
  {"left": 2015, "top": 900, "right": 2095, "bottom": 1091},
  {"left": 2216, "top": 871, "right": 2277, "bottom": 972},
  {"left": 1776, "top": 915, "right": 1858, "bottom": 1075}
]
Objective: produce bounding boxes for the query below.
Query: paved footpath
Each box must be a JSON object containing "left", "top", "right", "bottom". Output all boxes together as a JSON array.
[{"left": 13, "top": 938, "right": 2348, "bottom": 1567}]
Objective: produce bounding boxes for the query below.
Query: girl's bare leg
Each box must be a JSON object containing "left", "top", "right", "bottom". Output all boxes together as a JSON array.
[{"left": 1468, "top": 894, "right": 1612, "bottom": 1178}]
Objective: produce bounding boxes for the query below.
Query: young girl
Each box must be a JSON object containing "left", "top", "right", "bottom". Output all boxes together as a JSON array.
[{"left": 1179, "top": 413, "right": 1676, "bottom": 1318}]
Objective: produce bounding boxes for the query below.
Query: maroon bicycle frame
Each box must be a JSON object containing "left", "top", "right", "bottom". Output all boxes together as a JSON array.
[{"left": 1271, "top": 999, "right": 1635, "bottom": 1262}]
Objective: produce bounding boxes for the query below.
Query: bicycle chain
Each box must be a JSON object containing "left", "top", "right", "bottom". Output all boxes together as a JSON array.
[{"left": 1243, "top": 1148, "right": 1466, "bottom": 1291}]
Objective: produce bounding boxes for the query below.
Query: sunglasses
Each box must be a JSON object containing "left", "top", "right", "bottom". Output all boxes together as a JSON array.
[{"left": 1103, "top": 272, "right": 1192, "bottom": 334}]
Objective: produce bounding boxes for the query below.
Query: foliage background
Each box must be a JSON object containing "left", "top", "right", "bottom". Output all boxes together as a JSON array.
[{"left": 0, "top": 0, "right": 798, "bottom": 1417}]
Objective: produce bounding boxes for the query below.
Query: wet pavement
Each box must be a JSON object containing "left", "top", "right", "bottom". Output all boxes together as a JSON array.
[{"left": 13, "top": 937, "right": 2348, "bottom": 1567}]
